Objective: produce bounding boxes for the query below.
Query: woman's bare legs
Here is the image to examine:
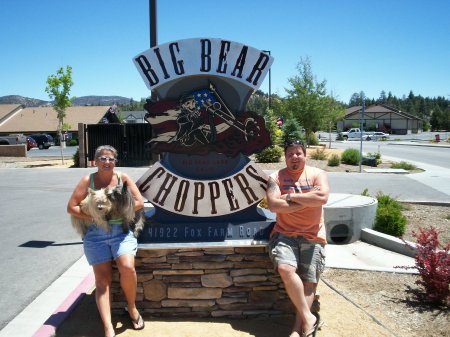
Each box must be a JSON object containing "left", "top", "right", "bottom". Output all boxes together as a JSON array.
[
  {"left": 93, "top": 261, "right": 115, "bottom": 337},
  {"left": 116, "top": 254, "right": 143, "bottom": 328}
]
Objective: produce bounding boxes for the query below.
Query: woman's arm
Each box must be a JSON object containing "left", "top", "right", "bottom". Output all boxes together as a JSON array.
[
  {"left": 121, "top": 173, "right": 145, "bottom": 211},
  {"left": 67, "top": 175, "right": 92, "bottom": 220}
]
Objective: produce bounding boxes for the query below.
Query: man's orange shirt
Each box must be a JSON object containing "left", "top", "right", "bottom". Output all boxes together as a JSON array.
[{"left": 270, "top": 165, "right": 327, "bottom": 244}]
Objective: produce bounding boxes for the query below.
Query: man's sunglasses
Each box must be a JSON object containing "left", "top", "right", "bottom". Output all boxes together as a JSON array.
[{"left": 284, "top": 140, "right": 305, "bottom": 149}]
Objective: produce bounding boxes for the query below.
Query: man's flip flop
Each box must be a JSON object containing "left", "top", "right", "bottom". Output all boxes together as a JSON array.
[
  {"left": 302, "top": 312, "right": 320, "bottom": 337},
  {"left": 131, "top": 314, "right": 145, "bottom": 330}
]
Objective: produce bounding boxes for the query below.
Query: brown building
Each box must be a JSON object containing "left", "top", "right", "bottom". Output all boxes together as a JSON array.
[
  {"left": 338, "top": 104, "right": 423, "bottom": 135},
  {"left": 0, "top": 104, "right": 119, "bottom": 138}
]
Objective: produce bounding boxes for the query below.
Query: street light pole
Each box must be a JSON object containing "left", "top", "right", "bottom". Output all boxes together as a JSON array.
[
  {"left": 149, "top": 0, "right": 157, "bottom": 103},
  {"left": 359, "top": 93, "right": 365, "bottom": 173},
  {"left": 149, "top": 0, "right": 157, "bottom": 48}
]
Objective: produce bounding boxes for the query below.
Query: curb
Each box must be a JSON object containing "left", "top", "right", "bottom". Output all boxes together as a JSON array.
[
  {"left": 32, "top": 272, "right": 95, "bottom": 337},
  {"left": 360, "top": 228, "right": 417, "bottom": 258}
]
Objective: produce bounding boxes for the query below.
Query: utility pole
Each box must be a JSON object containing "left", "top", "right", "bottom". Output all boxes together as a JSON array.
[
  {"left": 359, "top": 93, "right": 365, "bottom": 173},
  {"left": 149, "top": 0, "right": 157, "bottom": 102}
]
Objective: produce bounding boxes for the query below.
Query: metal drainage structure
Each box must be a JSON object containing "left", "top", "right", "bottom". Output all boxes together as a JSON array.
[{"left": 324, "top": 193, "right": 378, "bottom": 244}]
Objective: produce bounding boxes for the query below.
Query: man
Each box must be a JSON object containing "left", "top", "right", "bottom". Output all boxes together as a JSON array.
[{"left": 266, "top": 140, "right": 329, "bottom": 337}]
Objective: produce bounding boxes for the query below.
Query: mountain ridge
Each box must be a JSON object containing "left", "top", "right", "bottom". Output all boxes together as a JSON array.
[{"left": 0, "top": 95, "right": 132, "bottom": 107}]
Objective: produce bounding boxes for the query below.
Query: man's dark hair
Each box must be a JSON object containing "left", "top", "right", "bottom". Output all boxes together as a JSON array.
[{"left": 284, "top": 139, "right": 306, "bottom": 155}]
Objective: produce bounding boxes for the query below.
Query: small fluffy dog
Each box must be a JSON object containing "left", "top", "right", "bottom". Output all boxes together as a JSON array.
[
  {"left": 71, "top": 187, "right": 112, "bottom": 236},
  {"left": 106, "top": 181, "right": 146, "bottom": 238}
]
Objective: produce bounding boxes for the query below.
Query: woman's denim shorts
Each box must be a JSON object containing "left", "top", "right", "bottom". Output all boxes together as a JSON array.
[{"left": 83, "top": 224, "right": 137, "bottom": 266}]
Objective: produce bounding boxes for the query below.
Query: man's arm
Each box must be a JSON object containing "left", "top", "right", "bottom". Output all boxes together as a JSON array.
[
  {"left": 289, "top": 171, "right": 330, "bottom": 207},
  {"left": 266, "top": 177, "right": 305, "bottom": 213}
]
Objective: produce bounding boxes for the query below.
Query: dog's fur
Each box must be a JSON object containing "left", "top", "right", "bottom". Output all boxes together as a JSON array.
[
  {"left": 71, "top": 182, "right": 145, "bottom": 238},
  {"left": 71, "top": 187, "right": 113, "bottom": 236},
  {"left": 106, "top": 181, "right": 145, "bottom": 237}
]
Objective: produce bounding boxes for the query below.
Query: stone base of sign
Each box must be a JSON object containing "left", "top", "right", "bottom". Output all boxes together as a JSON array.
[{"left": 111, "top": 244, "right": 303, "bottom": 318}]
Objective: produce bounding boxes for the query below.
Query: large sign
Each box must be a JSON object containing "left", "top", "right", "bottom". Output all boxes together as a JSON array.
[
  {"left": 134, "top": 38, "right": 274, "bottom": 244},
  {"left": 134, "top": 38, "right": 273, "bottom": 91}
]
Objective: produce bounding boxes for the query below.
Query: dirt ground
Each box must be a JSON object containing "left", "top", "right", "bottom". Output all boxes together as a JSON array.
[{"left": 2, "top": 151, "right": 449, "bottom": 336}]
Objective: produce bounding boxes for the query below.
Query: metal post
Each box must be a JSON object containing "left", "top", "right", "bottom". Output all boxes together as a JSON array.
[
  {"left": 149, "top": 0, "right": 157, "bottom": 48},
  {"left": 359, "top": 93, "right": 365, "bottom": 173}
]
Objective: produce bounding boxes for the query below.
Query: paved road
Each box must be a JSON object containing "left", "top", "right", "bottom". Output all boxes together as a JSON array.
[{"left": 330, "top": 141, "right": 450, "bottom": 170}]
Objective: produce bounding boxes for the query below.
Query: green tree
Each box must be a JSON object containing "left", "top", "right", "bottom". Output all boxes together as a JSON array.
[
  {"left": 45, "top": 66, "right": 73, "bottom": 133},
  {"left": 281, "top": 115, "right": 304, "bottom": 145},
  {"left": 45, "top": 65, "right": 73, "bottom": 164},
  {"left": 284, "top": 57, "right": 345, "bottom": 138}
]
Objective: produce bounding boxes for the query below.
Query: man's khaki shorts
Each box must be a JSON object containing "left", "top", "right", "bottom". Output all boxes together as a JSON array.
[{"left": 269, "top": 232, "right": 326, "bottom": 283}]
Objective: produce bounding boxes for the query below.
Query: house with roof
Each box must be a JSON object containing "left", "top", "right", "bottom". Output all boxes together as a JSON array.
[
  {"left": 337, "top": 104, "right": 423, "bottom": 135},
  {"left": 0, "top": 104, "right": 140, "bottom": 139},
  {"left": 120, "top": 110, "right": 147, "bottom": 124}
]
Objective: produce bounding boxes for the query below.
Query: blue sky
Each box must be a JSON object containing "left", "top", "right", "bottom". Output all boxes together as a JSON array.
[{"left": 1, "top": 0, "right": 449, "bottom": 104}]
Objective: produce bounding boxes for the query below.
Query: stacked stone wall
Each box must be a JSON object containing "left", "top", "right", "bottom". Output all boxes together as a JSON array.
[{"left": 111, "top": 245, "right": 295, "bottom": 318}]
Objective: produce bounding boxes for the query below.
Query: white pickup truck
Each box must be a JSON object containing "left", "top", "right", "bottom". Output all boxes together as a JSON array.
[
  {"left": 0, "top": 134, "right": 27, "bottom": 145},
  {"left": 339, "top": 128, "right": 370, "bottom": 140}
]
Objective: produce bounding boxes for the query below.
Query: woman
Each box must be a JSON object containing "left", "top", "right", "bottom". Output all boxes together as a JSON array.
[{"left": 67, "top": 145, "right": 145, "bottom": 337}]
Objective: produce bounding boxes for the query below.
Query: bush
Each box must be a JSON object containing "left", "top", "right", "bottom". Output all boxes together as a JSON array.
[
  {"left": 366, "top": 152, "right": 381, "bottom": 160},
  {"left": 403, "top": 227, "right": 450, "bottom": 305},
  {"left": 373, "top": 193, "right": 406, "bottom": 237},
  {"left": 391, "top": 161, "right": 417, "bottom": 170},
  {"left": 72, "top": 148, "right": 80, "bottom": 168},
  {"left": 310, "top": 148, "right": 327, "bottom": 160},
  {"left": 336, "top": 132, "right": 344, "bottom": 141},
  {"left": 68, "top": 139, "right": 78, "bottom": 146},
  {"left": 255, "top": 145, "right": 283, "bottom": 163},
  {"left": 341, "top": 148, "right": 360, "bottom": 165},
  {"left": 306, "top": 132, "right": 319, "bottom": 146},
  {"left": 327, "top": 154, "right": 340, "bottom": 167}
]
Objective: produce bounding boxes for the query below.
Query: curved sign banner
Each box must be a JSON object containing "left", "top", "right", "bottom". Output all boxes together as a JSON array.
[
  {"left": 134, "top": 38, "right": 273, "bottom": 91},
  {"left": 137, "top": 161, "right": 268, "bottom": 217}
]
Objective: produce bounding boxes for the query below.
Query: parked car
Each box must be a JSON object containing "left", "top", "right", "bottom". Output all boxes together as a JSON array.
[
  {"left": 366, "top": 132, "right": 390, "bottom": 141},
  {"left": 0, "top": 133, "right": 27, "bottom": 145},
  {"left": 28, "top": 134, "right": 55, "bottom": 149},
  {"left": 26, "top": 136, "right": 38, "bottom": 151}
]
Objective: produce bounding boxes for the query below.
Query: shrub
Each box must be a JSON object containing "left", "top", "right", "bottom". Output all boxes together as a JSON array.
[
  {"left": 366, "top": 151, "right": 382, "bottom": 164},
  {"left": 341, "top": 148, "right": 360, "bottom": 165},
  {"left": 310, "top": 148, "right": 327, "bottom": 160},
  {"left": 404, "top": 227, "right": 450, "bottom": 305},
  {"left": 255, "top": 145, "right": 283, "bottom": 163},
  {"left": 336, "top": 132, "right": 344, "bottom": 141},
  {"left": 391, "top": 161, "right": 417, "bottom": 170},
  {"left": 374, "top": 205, "right": 406, "bottom": 237},
  {"left": 68, "top": 139, "right": 78, "bottom": 146},
  {"left": 373, "top": 193, "right": 406, "bottom": 237},
  {"left": 306, "top": 132, "right": 319, "bottom": 146},
  {"left": 327, "top": 154, "right": 340, "bottom": 167},
  {"left": 281, "top": 118, "right": 304, "bottom": 145},
  {"left": 72, "top": 148, "right": 80, "bottom": 168}
]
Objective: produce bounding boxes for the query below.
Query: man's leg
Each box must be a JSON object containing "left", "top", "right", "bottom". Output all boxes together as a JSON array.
[{"left": 277, "top": 264, "right": 317, "bottom": 337}]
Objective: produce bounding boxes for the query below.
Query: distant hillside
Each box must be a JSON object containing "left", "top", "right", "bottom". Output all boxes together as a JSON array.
[
  {"left": 0, "top": 95, "right": 49, "bottom": 107},
  {"left": 0, "top": 95, "right": 131, "bottom": 107},
  {"left": 71, "top": 95, "right": 131, "bottom": 106}
]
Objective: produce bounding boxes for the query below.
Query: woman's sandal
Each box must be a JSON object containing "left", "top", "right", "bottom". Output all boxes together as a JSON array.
[{"left": 131, "top": 313, "right": 145, "bottom": 330}]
